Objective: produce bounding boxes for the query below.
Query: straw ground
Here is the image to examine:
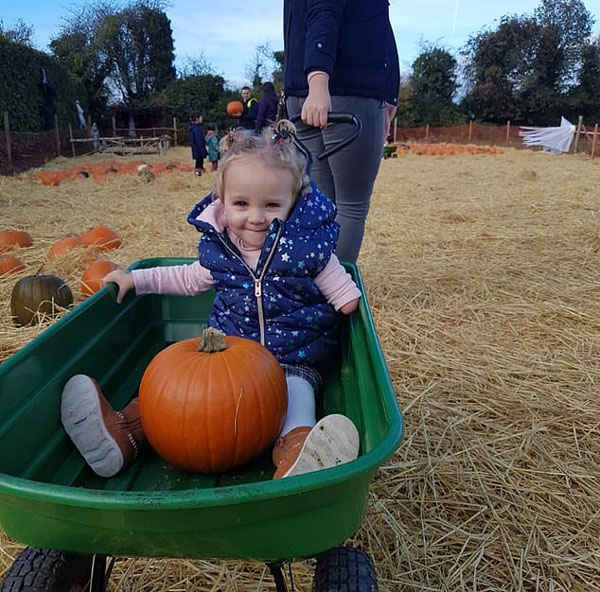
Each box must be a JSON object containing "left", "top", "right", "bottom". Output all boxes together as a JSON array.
[{"left": 1, "top": 147, "right": 599, "bottom": 590}]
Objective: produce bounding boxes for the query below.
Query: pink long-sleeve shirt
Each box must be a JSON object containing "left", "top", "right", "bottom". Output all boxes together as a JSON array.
[{"left": 132, "top": 200, "right": 361, "bottom": 311}]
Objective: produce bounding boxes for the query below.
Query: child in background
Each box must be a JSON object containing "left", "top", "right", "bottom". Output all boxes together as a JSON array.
[
  {"left": 188, "top": 112, "right": 207, "bottom": 176},
  {"left": 205, "top": 130, "right": 220, "bottom": 171},
  {"left": 61, "top": 122, "right": 361, "bottom": 480},
  {"left": 219, "top": 129, "right": 234, "bottom": 159}
]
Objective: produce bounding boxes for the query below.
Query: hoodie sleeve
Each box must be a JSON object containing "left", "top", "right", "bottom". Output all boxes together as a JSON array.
[
  {"left": 304, "top": 0, "right": 347, "bottom": 77},
  {"left": 132, "top": 261, "right": 214, "bottom": 296},
  {"left": 314, "top": 254, "right": 361, "bottom": 311}
]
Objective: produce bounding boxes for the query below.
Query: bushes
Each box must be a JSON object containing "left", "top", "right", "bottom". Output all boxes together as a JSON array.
[{"left": 0, "top": 38, "right": 87, "bottom": 132}]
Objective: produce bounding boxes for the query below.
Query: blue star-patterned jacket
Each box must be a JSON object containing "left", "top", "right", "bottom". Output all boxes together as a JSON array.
[{"left": 187, "top": 181, "right": 340, "bottom": 367}]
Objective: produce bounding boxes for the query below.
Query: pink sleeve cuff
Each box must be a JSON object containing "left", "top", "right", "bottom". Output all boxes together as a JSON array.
[{"left": 314, "top": 254, "right": 361, "bottom": 311}]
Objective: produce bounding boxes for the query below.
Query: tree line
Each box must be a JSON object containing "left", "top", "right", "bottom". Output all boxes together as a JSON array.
[
  {"left": 1, "top": 0, "right": 598, "bottom": 130},
  {"left": 400, "top": 0, "right": 599, "bottom": 127}
]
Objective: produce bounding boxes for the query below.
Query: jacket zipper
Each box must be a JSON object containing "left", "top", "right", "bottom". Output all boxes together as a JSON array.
[{"left": 217, "top": 226, "right": 282, "bottom": 346}]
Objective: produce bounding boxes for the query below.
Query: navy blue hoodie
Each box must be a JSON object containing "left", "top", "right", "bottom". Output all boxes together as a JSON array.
[{"left": 283, "top": 0, "right": 399, "bottom": 106}]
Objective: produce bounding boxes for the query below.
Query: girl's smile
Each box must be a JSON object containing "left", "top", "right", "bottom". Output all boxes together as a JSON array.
[{"left": 222, "top": 157, "right": 296, "bottom": 249}]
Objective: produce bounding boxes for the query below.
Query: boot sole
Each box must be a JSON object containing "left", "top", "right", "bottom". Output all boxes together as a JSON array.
[
  {"left": 283, "top": 414, "right": 360, "bottom": 478},
  {"left": 60, "top": 375, "right": 124, "bottom": 477}
]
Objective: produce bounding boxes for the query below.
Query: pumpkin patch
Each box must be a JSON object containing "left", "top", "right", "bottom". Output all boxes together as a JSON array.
[
  {"left": 139, "top": 328, "right": 287, "bottom": 473},
  {"left": 48, "top": 237, "right": 83, "bottom": 261},
  {"left": 81, "top": 259, "right": 119, "bottom": 297},
  {"left": 0, "top": 256, "right": 25, "bottom": 276},
  {"left": 0, "top": 230, "right": 33, "bottom": 254},
  {"left": 10, "top": 271, "right": 73, "bottom": 326},
  {"left": 79, "top": 225, "right": 122, "bottom": 251}
]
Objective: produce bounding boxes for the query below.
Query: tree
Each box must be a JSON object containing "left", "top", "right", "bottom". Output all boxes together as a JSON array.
[
  {"left": 461, "top": 15, "right": 562, "bottom": 124},
  {"left": 568, "top": 37, "right": 600, "bottom": 121},
  {"left": 410, "top": 44, "right": 462, "bottom": 126},
  {"left": 534, "top": 0, "right": 595, "bottom": 89},
  {"left": 98, "top": 1, "right": 176, "bottom": 105},
  {"left": 153, "top": 73, "right": 232, "bottom": 130},
  {"left": 0, "top": 19, "right": 34, "bottom": 47},
  {"left": 51, "top": 1, "right": 120, "bottom": 121}
]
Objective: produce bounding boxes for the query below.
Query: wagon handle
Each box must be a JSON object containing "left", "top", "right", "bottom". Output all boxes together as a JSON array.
[{"left": 286, "top": 113, "right": 362, "bottom": 174}]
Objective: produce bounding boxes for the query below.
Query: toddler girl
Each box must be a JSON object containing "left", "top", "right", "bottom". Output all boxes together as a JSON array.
[{"left": 61, "top": 123, "right": 362, "bottom": 480}]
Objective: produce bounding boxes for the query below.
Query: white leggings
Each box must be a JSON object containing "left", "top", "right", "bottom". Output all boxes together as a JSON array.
[{"left": 280, "top": 376, "right": 316, "bottom": 436}]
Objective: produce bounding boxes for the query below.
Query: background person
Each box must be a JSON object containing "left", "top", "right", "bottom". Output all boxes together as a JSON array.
[
  {"left": 238, "top": 86, "right": 258, "bottom": 130},
  {"left": 283, "top": 0, "right": 400, "bottom": 263},
  {"left": 188, "top": 112, "right": 207, "bottom": 176},
  {"left": 255, "top": 81, "right": 279, "bottom": 134}
]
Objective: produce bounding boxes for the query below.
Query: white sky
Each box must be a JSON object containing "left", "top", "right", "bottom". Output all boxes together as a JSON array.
[{"left": 3, "top": 0, "right": 600, "bottom": 87}]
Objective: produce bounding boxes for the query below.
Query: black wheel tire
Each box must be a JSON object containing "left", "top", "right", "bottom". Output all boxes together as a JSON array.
[
  {"left": 314, "top": 546, "right": 378, "bottom": 592},
  {"left": 0, "top": 547, "right": 93, "bottom": 592}
]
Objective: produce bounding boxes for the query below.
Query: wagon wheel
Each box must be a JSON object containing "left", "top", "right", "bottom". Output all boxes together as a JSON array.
[
  {"left": 0, "top": 547, "right": 99, "bottom": 592},
  {"left": 313, "top": 546, "right": 378, "bottom": 592}
]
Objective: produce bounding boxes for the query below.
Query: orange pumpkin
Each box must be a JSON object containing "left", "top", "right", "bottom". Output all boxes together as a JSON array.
[
  {"left": 81, "top": 259, "right": 119, "bottom": 297},
  {"left": 139, "top": 328, "right": 287, "bottom": 473},
  {"left": 79, "top": 225, "right": 122, "bottom": 251},
  {"left": 0, "top": 256, "right": 25, "bottom": 275},
  {"left": 226, "top": 100, "right": 244, "bottom": 117},
  {"left": 0, "top": 230, "right": 33, "bottom": 254},
  {"left": 48, "top": 236, "right": 82, "bottom": 260}
]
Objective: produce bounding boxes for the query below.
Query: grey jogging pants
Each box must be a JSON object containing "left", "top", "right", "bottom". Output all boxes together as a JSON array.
[{"left": 286, "top": 95, "right": 385, "bottom": 263}]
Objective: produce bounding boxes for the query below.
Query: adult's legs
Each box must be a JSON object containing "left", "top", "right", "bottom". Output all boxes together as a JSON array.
[{"left": 286, "top": 96, "right": 385, "bottom": 263}]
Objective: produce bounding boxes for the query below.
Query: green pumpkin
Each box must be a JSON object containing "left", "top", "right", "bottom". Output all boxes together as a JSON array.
[{"left": 11, "top": 272, "right": 73, "bottom": 327}]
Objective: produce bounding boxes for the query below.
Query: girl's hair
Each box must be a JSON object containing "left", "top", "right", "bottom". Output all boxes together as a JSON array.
[{"left": 214, "top": 121, "right": 308, "bottom": 201}]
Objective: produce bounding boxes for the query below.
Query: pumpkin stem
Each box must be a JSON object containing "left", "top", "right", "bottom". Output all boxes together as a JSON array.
[{"left": 198, "top": 327, "right": 227, "bottom": 352}]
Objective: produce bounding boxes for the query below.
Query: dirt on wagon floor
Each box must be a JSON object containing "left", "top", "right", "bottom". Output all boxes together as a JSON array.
[{"left": 1, "top": 146, "right": 600, "bottom": 591}]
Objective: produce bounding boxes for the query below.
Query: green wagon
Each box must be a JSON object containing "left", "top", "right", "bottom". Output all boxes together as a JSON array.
[{"left": 0, "top": 268, "right": 402, "bottom": 587}]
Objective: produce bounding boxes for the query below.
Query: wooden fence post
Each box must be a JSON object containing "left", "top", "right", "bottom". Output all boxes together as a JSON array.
[
  {"left": 69, "top": 123, "right": 76, "bottom": 157},
  {"left": 54, "top": 114, "right": 61, "bottom": 157},
  {"left": 393, "top": 117, "right": 397, "bottom": 143},
  {"left": 591, "top": 123, "right": 598, "bottom": 158},
  {"left": 468, "top": 120, "right": 473, "bottom": 142},
  {"left": 112, "top": 115, "right": 117, "bottom": 137},
  {"left": 425, "top": 124, "right": 429, "bottom": 141},
  {"left": 173, "top": 117, "right": 178, "bottom": 146},
  {"left": 506, "top": 120, "right": 511, "bottom": 145},
  {"left": 4, "top": 111, "right": 12, "bottom": 169},
  {"left": 573, "top": 115, "right": 583, "bottom": 153}
]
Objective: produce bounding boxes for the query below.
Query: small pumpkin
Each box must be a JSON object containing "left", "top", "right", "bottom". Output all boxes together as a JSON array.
[
  {"left": 0, "top": 256, "right": 25, "bottom": 276},
  {"left": 79, "top": 225, "right": 122, "bottom": 251},
  {"left": 48, "top": 236, "right": 82, "bottom": 260},
  {"left": 139, "top": 328, "right": 287, "bottom": 473},
  {"left": 0, "top": 230, "right": 33, "bottom": 254},
  {"left": 226, "top": 101, "right": 244, "bottom": 117},
  {"left": 11, "top": 270, "right": 73, "bottom": 326},
  {"left": 81, "top": 259, "right": 119, "bottom": 297}
]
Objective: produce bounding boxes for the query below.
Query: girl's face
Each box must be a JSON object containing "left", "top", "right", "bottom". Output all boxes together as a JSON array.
[{"left": 222, "top": 157, "right": 296, "bottom": 249}]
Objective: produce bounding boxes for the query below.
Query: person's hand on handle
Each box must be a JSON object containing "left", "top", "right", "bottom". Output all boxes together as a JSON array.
[
  {"left": 383, "top": 103, "right": 396, "bottom": 140},
  {"left": 103, "top": 270, "right": 135, "bottom": 304},
  {"left": 301, "top": 72, "right": 331, "bottom": 129}
]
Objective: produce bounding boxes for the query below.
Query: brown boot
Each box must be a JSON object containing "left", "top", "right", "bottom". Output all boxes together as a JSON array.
[
  {"left": 272, "top": 415, "right": 360, "bottom": 480},
  {"left": 272, "top": 426, "right": 311, "bottom": 479},
  {"left": 61, "top": 375, "right": 145, "bottom": 477}
]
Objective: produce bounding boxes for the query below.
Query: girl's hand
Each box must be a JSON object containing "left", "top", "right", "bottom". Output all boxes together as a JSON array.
[
  {"left": 102, "top": 270, "right": 134, "bottom": 304},
  {"left": 340, "top": 299, "right": 359, "bottom": 315},
  {"left": 302, "top": 73, "right": 331, "bottom": 129}
]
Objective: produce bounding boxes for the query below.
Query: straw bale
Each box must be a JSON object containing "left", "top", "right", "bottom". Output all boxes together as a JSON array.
[{"left": 1, "top": 147, "right": 600, "bottom": 590}]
